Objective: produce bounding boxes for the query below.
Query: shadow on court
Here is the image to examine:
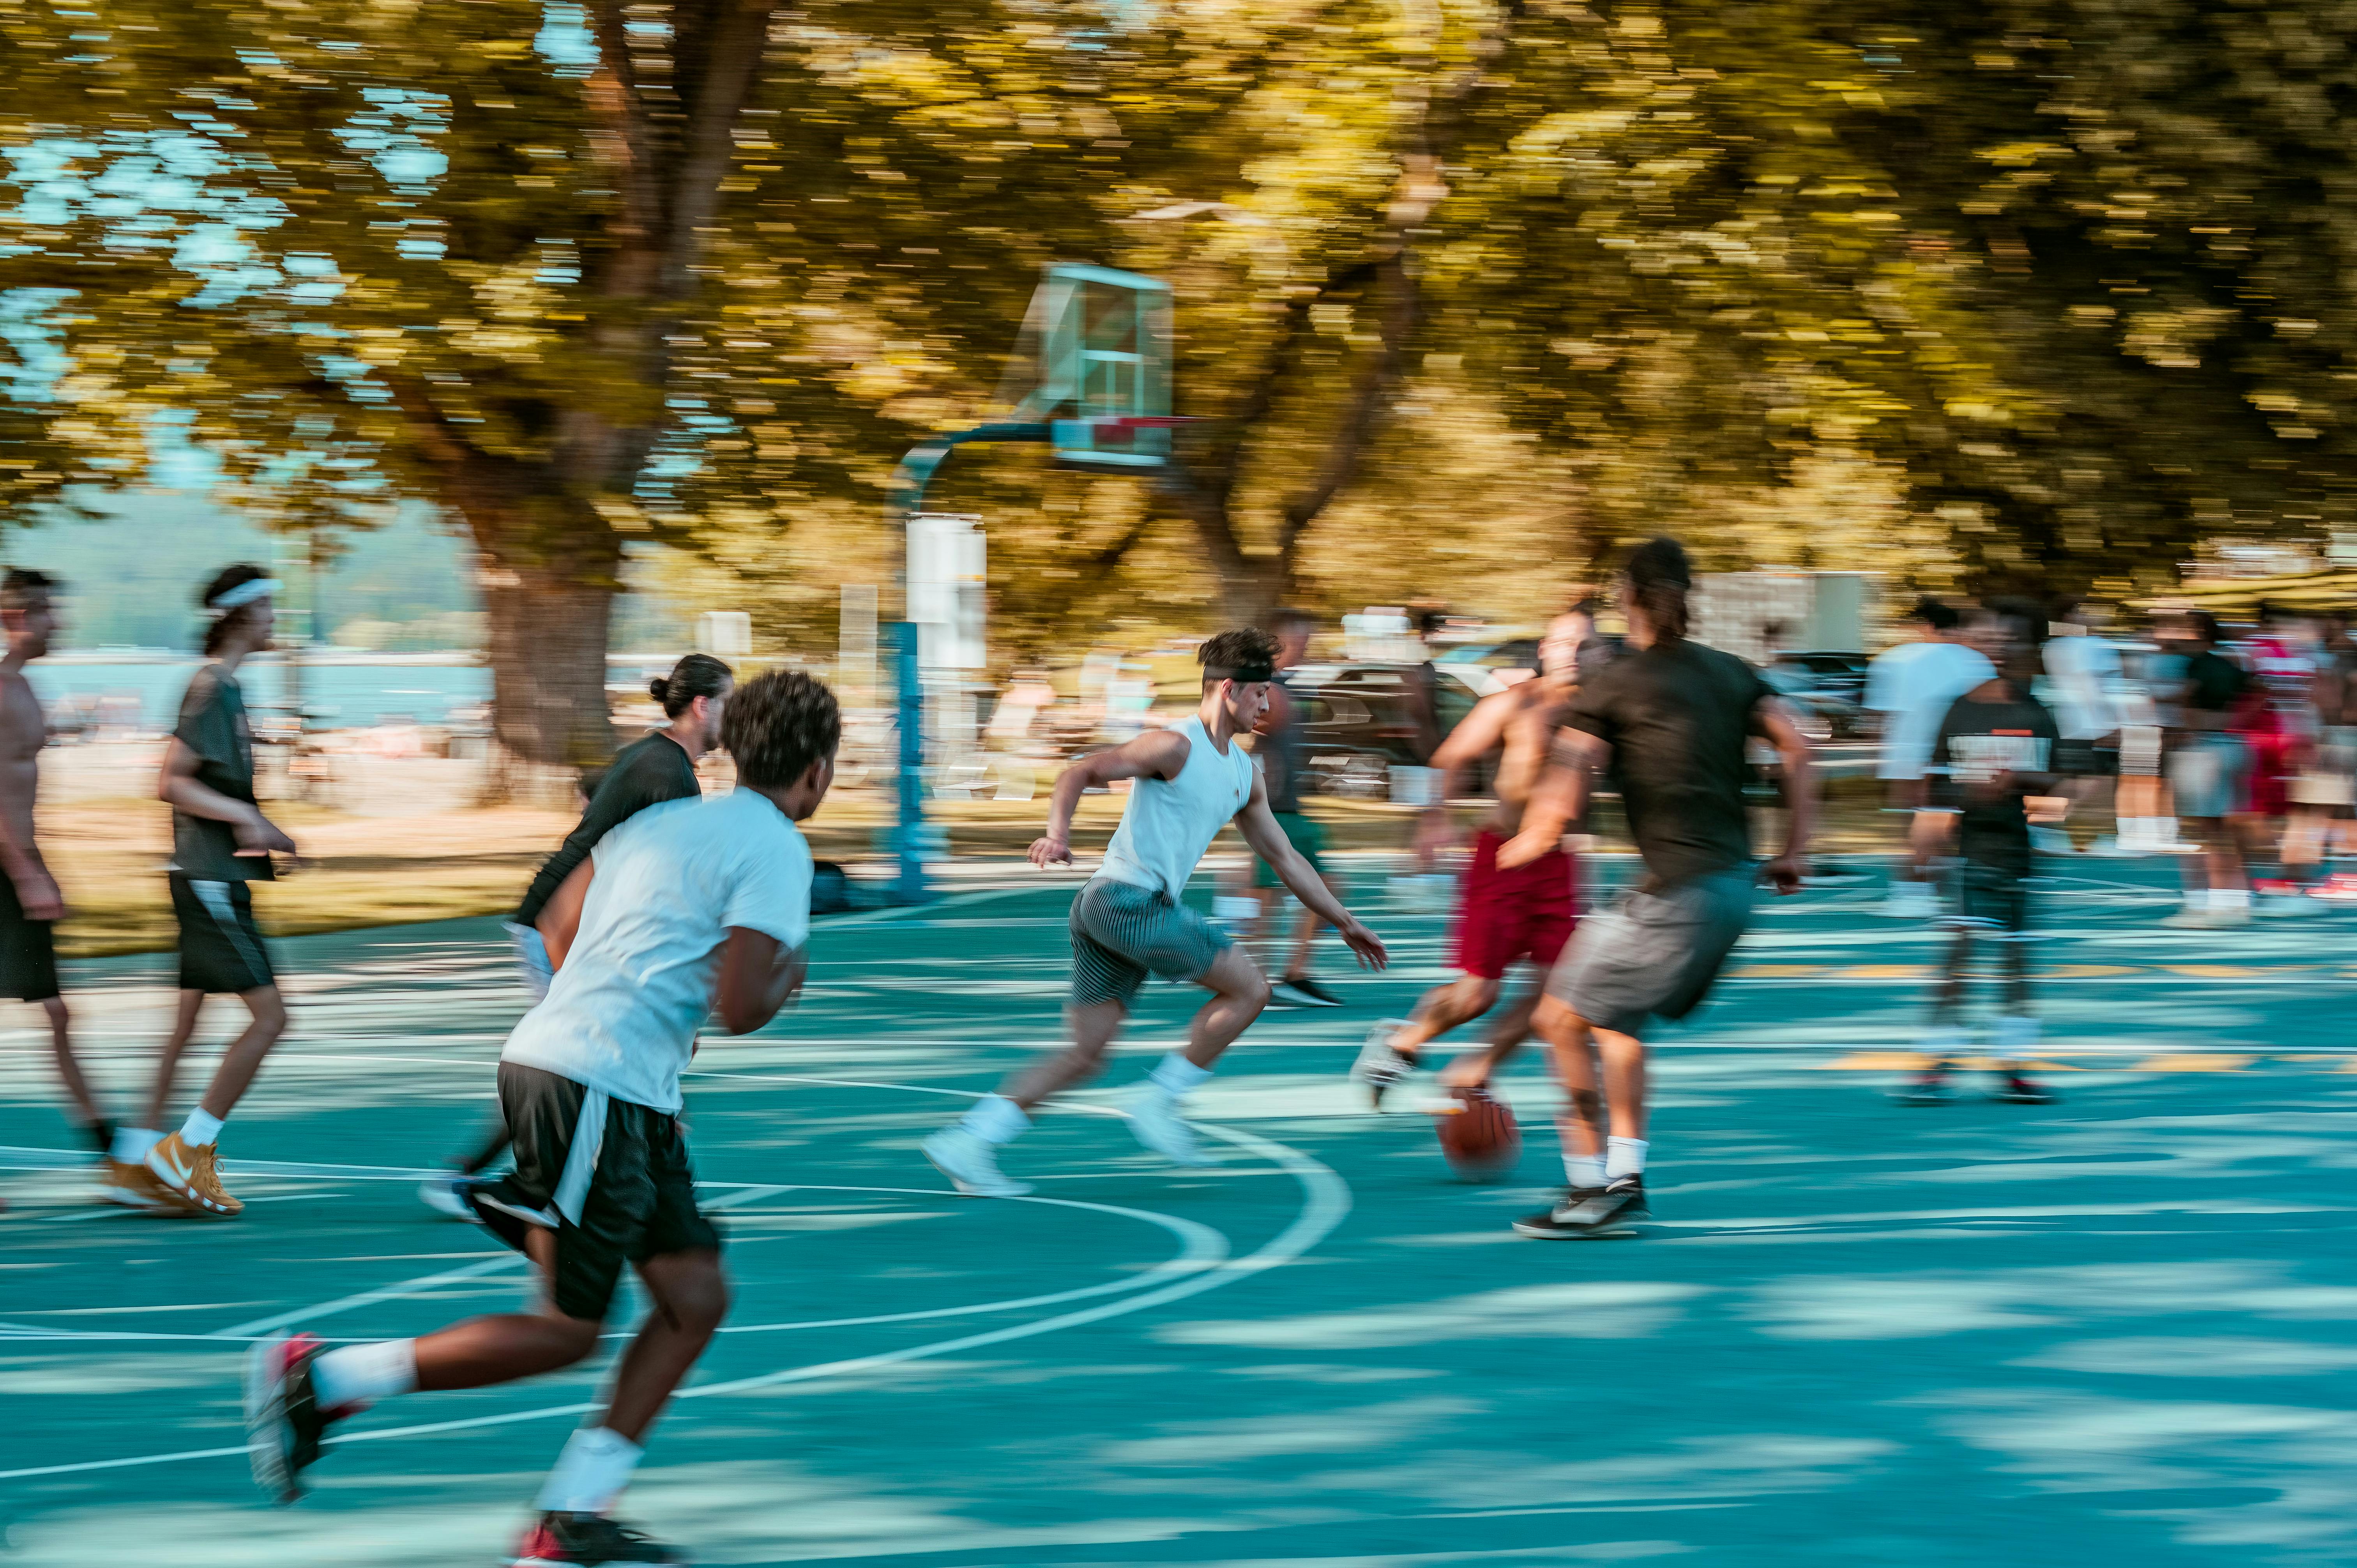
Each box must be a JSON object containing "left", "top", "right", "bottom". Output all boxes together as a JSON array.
[{"left": 4, "top": 864, "right": 2355, "bottom": 1565}]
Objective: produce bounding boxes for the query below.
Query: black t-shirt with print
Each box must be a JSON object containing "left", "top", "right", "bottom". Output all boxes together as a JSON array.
[
  {"left": 1566, "top": 639, "right": 1775, "bottom": 886},
  {"left": 1928, "top": 685, "right": 2062, "bottom": 877}
]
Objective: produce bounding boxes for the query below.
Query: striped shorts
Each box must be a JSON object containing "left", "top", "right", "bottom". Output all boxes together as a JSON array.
[
  {"left": 1069, "top": 876, "right": 1232, "bottom": 1009},
  {"left": 170, "top": 874, "right": 276, "bottom": 996}
]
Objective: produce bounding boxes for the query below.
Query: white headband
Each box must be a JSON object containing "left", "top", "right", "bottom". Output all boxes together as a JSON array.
[{"left": 206, "top": 577, "right": 281, "bottom": 615}]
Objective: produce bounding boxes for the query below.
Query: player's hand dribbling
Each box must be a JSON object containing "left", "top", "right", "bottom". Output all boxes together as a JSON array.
[
  {"left": 1338, "top": 918, "right": 1389, "bottom": 971},
  {"left": 1760, "top": 854, "right": 1803, "bottom": 897},
  {"left": 1027, "top": 834, "right": 1072, "bottom": 869}
]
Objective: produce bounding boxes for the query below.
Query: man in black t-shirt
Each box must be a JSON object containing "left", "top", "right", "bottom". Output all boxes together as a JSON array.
[
  {"left": 109, "top": 566, "right": 301, "bottom": 1218},
  {"left": 1496, "top": 538, "right": 1816, "bottom": 1240},
  {"left": 1901, "top": 604, "right": 2062, "bottom": 1106},
  {"left": 2161, "top": 611, "right": 2255, "bottom": 927},
  {"left": 419, "top": 654, "right": 733, "bottom": 1220}
]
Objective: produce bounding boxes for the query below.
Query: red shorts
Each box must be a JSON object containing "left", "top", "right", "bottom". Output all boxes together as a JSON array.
[{"left": 1449, "top": 831, "right": 1578, "bottom": 980}]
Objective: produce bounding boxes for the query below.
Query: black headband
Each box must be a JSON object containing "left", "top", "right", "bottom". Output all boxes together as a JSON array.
[{"left": 1205, "top": 662, "right": 1275, "bottom": 685}]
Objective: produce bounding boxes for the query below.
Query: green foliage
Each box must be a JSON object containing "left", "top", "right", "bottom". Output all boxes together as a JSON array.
[{"left": 7, "top": 0, "right": 2357, "bottom": 678}]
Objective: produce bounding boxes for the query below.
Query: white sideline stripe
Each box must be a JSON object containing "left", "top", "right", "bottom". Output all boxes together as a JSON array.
[{"left": 0, "top": 1123, "right": 1345, "bottom": 1482}]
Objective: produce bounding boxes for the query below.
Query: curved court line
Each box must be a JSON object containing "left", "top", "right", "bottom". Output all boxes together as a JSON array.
[
  {"left": 0, "top": 1187, "right": 1226, "bottom": 1347},
  {"left": 0, "top": 1119, "right": 1347, "bottom": 1482}
]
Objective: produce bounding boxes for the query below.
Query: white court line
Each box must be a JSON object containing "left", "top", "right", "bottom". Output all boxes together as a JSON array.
[{"left": 0, "top": 1116, "right": 1345, "bottom": 1482}]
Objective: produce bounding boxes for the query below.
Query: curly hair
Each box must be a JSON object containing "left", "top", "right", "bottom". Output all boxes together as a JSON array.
[
  {"left": 721, "top": 669, "right": 841, "bottom": 789},
  {"left": 1197, "top": 627, "right": 1280, "bottom": 685}
]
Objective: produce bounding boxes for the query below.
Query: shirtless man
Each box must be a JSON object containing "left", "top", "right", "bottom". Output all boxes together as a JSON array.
[
  {"left": 0, "top": 569, "right": 106, "bottom": 1164},
  {"left": 1353, "top": 610, "right": 1586, "bottom": 1108}
]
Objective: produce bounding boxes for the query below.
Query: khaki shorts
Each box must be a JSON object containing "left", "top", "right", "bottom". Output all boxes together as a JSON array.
[{"left": 1544, "top": 867, "right": 1754, "bottom": 1038}]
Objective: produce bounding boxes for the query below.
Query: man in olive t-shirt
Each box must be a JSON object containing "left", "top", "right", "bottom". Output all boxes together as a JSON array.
[{"left": 109, "top": 566, "right": 300, "bottom": 1219}]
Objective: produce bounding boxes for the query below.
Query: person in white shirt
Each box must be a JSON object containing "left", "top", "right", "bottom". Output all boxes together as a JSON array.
[
  {"left": 925, "top": 628, "right": 1388, "bottom": 1197},
  {"left": 244, "top": 669, "right": 837, "bottom": 1568},
  {"left": 1866, "top": 597, "right": 1995, "bottom": 916}
]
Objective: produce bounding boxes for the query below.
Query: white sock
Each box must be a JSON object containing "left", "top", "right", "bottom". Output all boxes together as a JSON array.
[
  {"left": 1995, "top": 1014, "right": 2040, "bottom": 1056},
  {"left": 309, "top": 1338, "right": 417, "bottom": 1412},
  {"left": 1605, "top": 1137, "right": 1648, "bottom": 1181},
  {"left": 2184, "top": 888, "right": 2211, "bottom": 913},
  {"left": 178, "top": 1109, "right": 225, "bottom": 1148},
  {"left": 2158, "top": 816, "right": 2181, "bottom": 845},
  {"left": 958, "top": 1093, "right": 1029, "bottom": 1147},
  {"left": 111, "top": 1127, "right": 161, "bottom": 1163},
  {"left": 1149, "top": 1054, "right": 1212, "bottom": 1098},
  {"left": 2215, "top": 886, "right": 2250, "bottom": 911},
  {"left": 534, "top": 1426, "right": 643, "bottom": 1516},
  {"left": 1563, "top": 1152, "right": 1606, "bottom": 1189}
]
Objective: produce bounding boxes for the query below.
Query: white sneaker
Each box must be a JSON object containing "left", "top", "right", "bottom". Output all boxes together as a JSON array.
[
  {"left": 1124, "top": 1085, "right": 1213, "bottom": 1167},
  {"left": 922, "top": 1127, "right": 1032, "bottom": 1198},
  {"left": 1352, "top": 1021, "right": 1417, "bottom": 1110}
]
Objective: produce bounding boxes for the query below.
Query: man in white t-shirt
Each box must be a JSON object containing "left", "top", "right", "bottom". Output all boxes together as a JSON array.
[
  {"left": 1866, "top": 597, "right": 1995, "bottom": 916},
  {"left": 244, "top": 670, "right": 837, "bottom": 1568}
]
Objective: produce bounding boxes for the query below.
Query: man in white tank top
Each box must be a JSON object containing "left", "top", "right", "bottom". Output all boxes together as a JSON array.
[{"left": 925, "top": 629, "right": 1389, "bottom": 1196}]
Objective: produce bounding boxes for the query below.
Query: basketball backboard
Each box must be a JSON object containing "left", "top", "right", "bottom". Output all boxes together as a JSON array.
[{"left": 1000, "top": 263, "right": 1176, "bottom": 470}]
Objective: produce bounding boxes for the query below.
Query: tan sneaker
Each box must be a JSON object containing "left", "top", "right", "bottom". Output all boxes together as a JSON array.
[
  {"left": 145, "top": 1132, "right": 243, "bottom": 1217},
  {"left": 104, "top": 1158, "right": 184, "bottom": 1213}
]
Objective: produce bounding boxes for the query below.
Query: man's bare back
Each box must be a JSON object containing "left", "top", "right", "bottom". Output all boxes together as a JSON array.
[{"left": 1422, "top": 674, "right": 1577, "bottom": 851}]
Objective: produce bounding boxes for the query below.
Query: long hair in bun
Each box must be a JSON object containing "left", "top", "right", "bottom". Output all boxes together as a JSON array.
[{"left": 652, "top": 652, "right": 732, "bottom": 718}]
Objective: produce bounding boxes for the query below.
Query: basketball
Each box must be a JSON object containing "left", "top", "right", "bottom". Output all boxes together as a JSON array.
[{"left": 1434, "top": 1085, "right": 1521, "bottom": 1182}]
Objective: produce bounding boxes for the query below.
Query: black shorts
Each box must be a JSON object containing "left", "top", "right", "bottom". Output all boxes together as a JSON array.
[
  {"left": 1952, "top": 863, "right": 2030, "bottom": 934},
  {"left": 471, "top": 1063, "right": 721, "bottom": 1324},
  {"left": 0, "top": 873, "right": 60, "bottom": 1003},
  {"left": 170, "top": 875, "right": 275, "bottom": 994}
]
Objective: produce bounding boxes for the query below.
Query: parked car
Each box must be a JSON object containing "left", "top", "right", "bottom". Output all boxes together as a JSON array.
[
  {"left": 1770, "top": 649, "right": 1869, "bottom": 706},
  {"left": 1762, "top": 663, "right": 1869, "bottom": 742},
  {"left": 1283, "top": 662, "right": 1492, "bottom": 799}
]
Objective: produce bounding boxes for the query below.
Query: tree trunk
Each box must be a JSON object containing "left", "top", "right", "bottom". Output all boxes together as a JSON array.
[{"left": 479, "top": 557, "right": 618, "bottom": 767}]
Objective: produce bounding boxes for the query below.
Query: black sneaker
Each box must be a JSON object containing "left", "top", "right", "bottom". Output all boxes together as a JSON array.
[
  {"left": 511, "top": 1511, "right": 686, "bottom": 1566},
  {"left": 1273, "top": 975, "right": 1343, "bottom": 1007},
  {"left": 1993, "top": 1074, "right": 2057, "bottom": 1105},
  {"left": 244, "top": 1331, "right": 339, "bottom": 1504},
  {"left": 1511, "top": 1177, "right": 1647, "bottom": 1239}
]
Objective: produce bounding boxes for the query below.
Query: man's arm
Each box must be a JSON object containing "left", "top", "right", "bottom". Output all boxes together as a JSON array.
[
  {"left": 713, "top": 926, "right": 807, "bottom": 1035},
  {"left": 1413, "top": 687, "right": 1519, "bottom": 859},
  {"left": 1230, "top": 770, "right": 1387, "bottom": 970},
  {"left": 1028, "top": 728, "right": 1190, "bottom": 868},
  {"left": 157, "top": 737, "right": 296, "bottom": 856},
  {"left": 1755, "top": 698, "right": 1816, "bottom": 895},
  {"left": 1495, "top": 728, "right": 1606, "bottom": 869},
  {"left": 539, "top": 856, "right": 594, "bottom": 970}
]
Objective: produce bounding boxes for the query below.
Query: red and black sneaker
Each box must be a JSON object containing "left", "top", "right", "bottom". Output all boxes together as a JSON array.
[
  {"left": 510, "top": 1512, "right": 687, "bottom": 1566},
  {"left": 1994, "top": 1074, "right": 2057, "bottom": 1105},
  {"left": 1895, "top": 1061, "right": 1953, "bottom": 1105},
  {"left": 243, "top": 1331, "right": 341, "bottom": 1504}
]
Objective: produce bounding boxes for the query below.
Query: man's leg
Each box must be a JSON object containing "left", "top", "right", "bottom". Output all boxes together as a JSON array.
[
  {"left": 1004, "top": 998, "right": 1129, "bottom": 1111},
  {"left": 1530, "top": 994, "right": 1604, "bottom": 1190},
  {"left": 137, "top": 989, "right": 205, "bottom": 1133},
  {"left": 600, "top": 1249, "right": 730, "bottom": 1443},
  {"left": 1436, "top": 983, "right": 1531, "bottom": 1089},
  {"left": 1177, "top": 942, "right": 1273, "bottom": 1069},
  {"left": 40, "top": 995, "right": 108, "bottom": 1153},
  {"left": 192, "top": 983, "right": 289, "bottom": 1121},
  {"left": 146, "top": 984, "right": 287, "bottom": 1216}
]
